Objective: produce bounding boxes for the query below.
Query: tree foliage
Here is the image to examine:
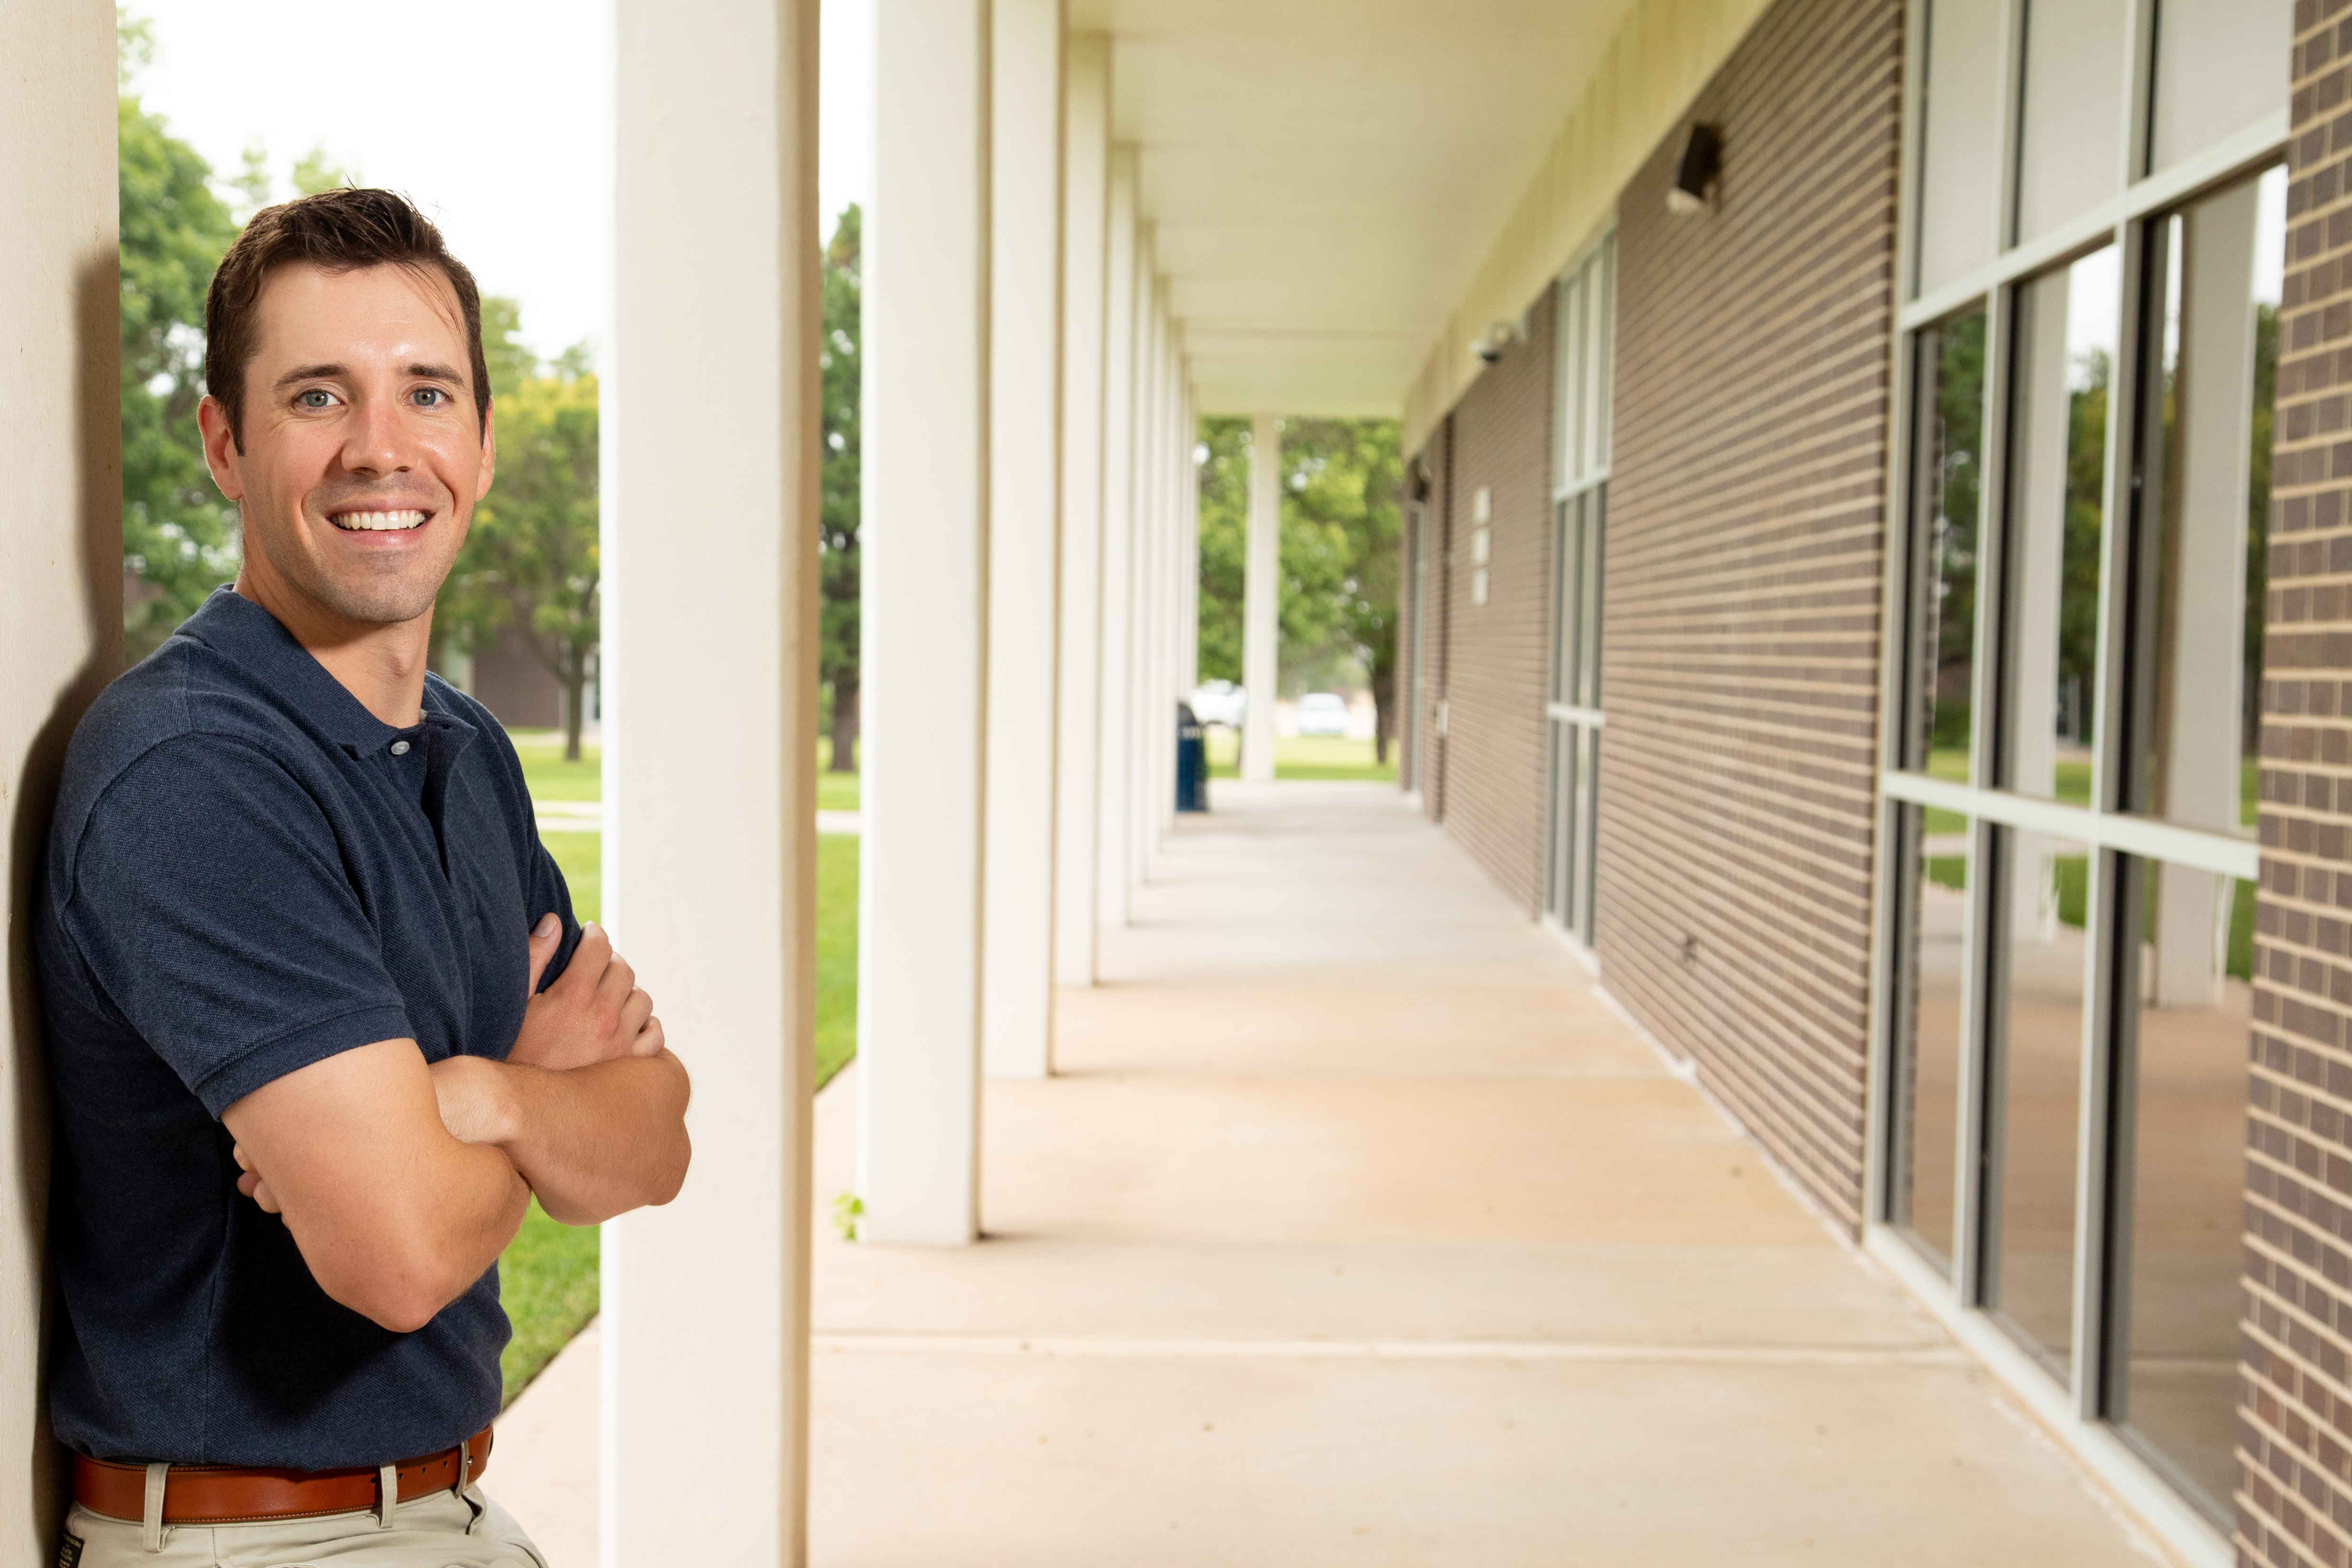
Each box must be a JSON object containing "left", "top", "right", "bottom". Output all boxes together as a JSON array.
[
  {"left": 1194, "top": 416, "right": 1404, "bottom": 752},
  {"left": 820, "top": 205, "right": 863, "bottom": 771},
  {"left": 119, "top": 32, "right": 241, "bottom": 660}
]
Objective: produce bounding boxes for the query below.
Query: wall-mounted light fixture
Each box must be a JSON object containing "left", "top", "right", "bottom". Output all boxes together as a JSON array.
[
  {"left": 1470, "top": 320, "right": 1518, "bottom": 364},
  {"left": 1666, "top": 122, "right": 1721, "bottom": 215}
]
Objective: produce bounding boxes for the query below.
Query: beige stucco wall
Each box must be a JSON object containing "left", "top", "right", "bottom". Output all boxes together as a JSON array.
[
  {"left": 0, "top": 1, "right": 121, "bottom": 1555},
  {"left": 1402, "top": 0, "right": 1775, "bottom": 455}
]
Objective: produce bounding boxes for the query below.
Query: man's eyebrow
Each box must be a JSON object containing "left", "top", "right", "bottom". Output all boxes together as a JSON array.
[
  {"left": 406, "top": 362, "right": 466, "bottom": 384},
  {"left": 272, "top": 363, "right": 347, "bottom": 391}
]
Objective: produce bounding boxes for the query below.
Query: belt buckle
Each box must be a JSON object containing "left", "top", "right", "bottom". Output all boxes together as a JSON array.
[{"left": 453, "top": 1435, "right": 473, "bottom": 1495}]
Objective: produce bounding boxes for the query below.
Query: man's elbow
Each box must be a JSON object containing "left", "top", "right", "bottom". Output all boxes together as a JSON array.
[{"left": 317, "top": 1254, "right": 469, "bottom": 1335}]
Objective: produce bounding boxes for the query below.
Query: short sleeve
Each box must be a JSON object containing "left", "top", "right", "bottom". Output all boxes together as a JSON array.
[
  {"left": 523, "top": 835, "right": 583, "bottom": 994},
  {"left": 57, "top": 735, "right": 412, "bottom": 1117}
]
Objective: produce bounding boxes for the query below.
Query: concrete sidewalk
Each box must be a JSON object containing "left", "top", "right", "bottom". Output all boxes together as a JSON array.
[{"left": 495, "top": 781, "right": 2166, "bottom": 1565}]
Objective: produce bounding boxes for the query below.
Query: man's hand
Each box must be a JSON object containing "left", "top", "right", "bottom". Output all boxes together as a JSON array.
[{"left": 509, "top": 916, "right": 664, "bottom": 1070}]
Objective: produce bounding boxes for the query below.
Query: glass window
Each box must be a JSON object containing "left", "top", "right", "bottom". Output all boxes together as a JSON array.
[
  {"left": 2111, "top": 860, "right": 2254, "bottom": 1521},
  {"left": 1908, "top": 310, "right": 1987, "bottom": 774},
  {"left": 2002, "top": 247, "right": 2119, "bottom": 802},
  {"left": 2149, "top": 0, "right": 2292, "bottom": 174},
  {"left": 1916, "top": 0, "right": 2005, "bottom": 294},
  {"left": 1984, "top": 827, "right": 2091, "bottom": 1377},
  {"left": 1891, "top": 803, "right": 1971, "bottom": 1273},
  {"left": 2130, "top": 168, "right": 2282, "bottom": 832},
  {"left": 2014, "top": 0, "right": 2130, "bottom": 244}
]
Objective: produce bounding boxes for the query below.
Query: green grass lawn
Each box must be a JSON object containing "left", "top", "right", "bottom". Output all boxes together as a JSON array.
[
  {"left": 496, "top": 733, "right": 861, "bottom": 1402},
  {"left": 817, "top": 737, "right": 860, "bottom": 811},
  {"left": 1204, "top": 728, "right": 1396, "bottom": 782}
]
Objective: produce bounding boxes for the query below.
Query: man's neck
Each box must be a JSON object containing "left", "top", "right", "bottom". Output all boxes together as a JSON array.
[{"left": 232, "top": 566, "right": 433, "bottom": 729}]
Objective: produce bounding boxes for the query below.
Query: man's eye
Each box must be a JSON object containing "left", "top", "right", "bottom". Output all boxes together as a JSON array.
[
  {"left": 413, "top": 388, "right": 447, "bottom": 407},
  {"left": 297, "top": 389, "right": 336, "bottom": 409}
]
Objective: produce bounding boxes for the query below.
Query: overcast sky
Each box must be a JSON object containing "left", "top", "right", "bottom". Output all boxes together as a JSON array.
[{"left": 133, "top": 0, "right": 874, "bottom": 363}]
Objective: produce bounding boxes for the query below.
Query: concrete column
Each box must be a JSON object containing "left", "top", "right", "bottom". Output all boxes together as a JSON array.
[
  {"left": 604, "top": 0, "right": 819, "bottom": 1558},
  {"left": 0, "top": 5, "right": 116, "bottom": 1554},
  {"left": 1127, "top": 254, "right": 1161, "bottom": 882},
  {"left": 1155, "top": 325, "right": 1182, "bottom": 833},
  {"left": 1054, "top": 36, "right": 1110, "bottom": 986},
  {"left": 982, "top": 0, "right": 1063, "bottom": 1079},
  {"left": 1182, "top": 386, "right": 1200, "bottom": 695},
  {"left": 2153, "top": 178, "right": 2263, "bottom": 1006},
  {"left": 858, "top": 0, "right": 991, "bottom": 1244},
  {"left": 1096, "top": 149, "right": 1138, "bottom": 931},
  {"left": 1242, "top": 413, "right": 1282, "bottom": 782}
]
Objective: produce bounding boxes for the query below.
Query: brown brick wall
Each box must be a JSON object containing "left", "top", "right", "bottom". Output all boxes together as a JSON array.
[
  {"left": 2239, "top": 9, "right": 2352, "bottom": 1563},
  {"left": 1593, "top": 0, "right": 1901, "bottom": 1231},
  {"left": 1433, "top": 300, "right": 1555, "bottom": 906}
]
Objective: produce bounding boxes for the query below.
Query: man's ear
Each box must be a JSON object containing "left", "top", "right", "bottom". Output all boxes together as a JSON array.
[
  {"left": 474, "top": 400, "right": 497, "bottom": 501},
  {"left": 197, "top": 395, "right": 246, "bottom": 503}
]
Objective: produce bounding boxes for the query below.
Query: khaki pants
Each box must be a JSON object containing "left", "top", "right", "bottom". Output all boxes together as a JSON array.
[{"left": 61, "top": 1485, "right": 547, "bottom": 1567}]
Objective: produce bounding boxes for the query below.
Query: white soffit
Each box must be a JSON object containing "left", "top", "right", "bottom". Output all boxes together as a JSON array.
[{"left": 1078, "top": 0, "right": 1639, "bottom": 418}]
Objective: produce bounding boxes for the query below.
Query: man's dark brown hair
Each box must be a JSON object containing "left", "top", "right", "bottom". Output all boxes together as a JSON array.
[{"left": 204, "top": 187, "right": 492, "bottom": 448}]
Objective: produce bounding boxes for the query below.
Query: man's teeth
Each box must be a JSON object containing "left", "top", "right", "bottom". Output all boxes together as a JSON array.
[{"left": 332, "top": 510, "right": 427, "bottom": 532}]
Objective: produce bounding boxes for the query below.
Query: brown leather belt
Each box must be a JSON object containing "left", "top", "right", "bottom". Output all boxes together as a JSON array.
[{"left": 73, "top": 1427, "right": 492, "bottom": 1526}]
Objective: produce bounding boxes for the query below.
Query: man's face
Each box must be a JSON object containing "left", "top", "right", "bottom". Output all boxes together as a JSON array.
[{"left": 200, "top": 261, "right": 494, "bottom": 629}]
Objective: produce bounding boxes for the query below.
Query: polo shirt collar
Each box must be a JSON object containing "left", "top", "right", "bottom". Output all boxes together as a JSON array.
[{"left": 179, "top": 586, "right": 477, "bottom": 758}]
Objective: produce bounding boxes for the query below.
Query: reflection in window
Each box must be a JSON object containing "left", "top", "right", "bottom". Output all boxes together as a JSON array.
[
  {"left": 1912, "top": 312, "right": 1986, "bottom": 774},
  {"left": 2137, "top": 167, "right": 2282, "bottom": 837},
  {"left": 1915, "top": 0, "right": 2004, "bottom": 294},
  {"left": 2004, "top": 247, "right": 2118, "bottom": 804},
  {"left": 1892, "top": 803, "right": 1970, "bottom": 1273},
  {"left": 1986, "top": 829, "right": 2089, "bottom": 1378},
  {"left": 2014, "top": 0, "right": 2129, "bottom": 243}
]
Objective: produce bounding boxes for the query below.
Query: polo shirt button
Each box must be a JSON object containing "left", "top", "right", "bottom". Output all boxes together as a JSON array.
[{"left": 390, "top": 740, "right": 411, "bottom": 756}]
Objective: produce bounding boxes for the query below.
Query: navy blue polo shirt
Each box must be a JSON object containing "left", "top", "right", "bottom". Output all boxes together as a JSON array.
[{"left": 34, "top": 587, "right": 582, "bottom": 1470}]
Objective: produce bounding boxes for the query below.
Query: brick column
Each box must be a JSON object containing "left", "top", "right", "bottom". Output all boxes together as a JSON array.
[{"left": 2240, "top": 9, "right": 2352, "bottom": 1563}]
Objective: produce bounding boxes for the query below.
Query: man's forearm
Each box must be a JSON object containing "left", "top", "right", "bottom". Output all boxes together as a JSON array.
[{"left": 440, "top": 1052, "right": 691, "bottom": 1225}]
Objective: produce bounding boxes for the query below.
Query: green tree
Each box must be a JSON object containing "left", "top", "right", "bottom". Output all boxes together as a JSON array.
[
  {"left": 438, "top": 317, "right": 602, "bottom": 761},
  {"left": 821, "top": 205, "right": 863, "bottom": 771},
  {"left": 1193, "top": 416, "right": 1403, "bottom": 754},
  {"left": 1282, "top": 419, "right": 1403, "bottom": 758},
  {"left": 119, "top": 18, "right": 242, "bottom": 660}
]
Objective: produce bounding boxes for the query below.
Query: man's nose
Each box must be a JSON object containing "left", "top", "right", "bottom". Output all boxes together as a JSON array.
[{"left": 339, "top": 390, "right": 411, "bottom": 477}]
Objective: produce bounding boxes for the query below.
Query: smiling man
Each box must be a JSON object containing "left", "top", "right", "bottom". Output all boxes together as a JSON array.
[{"left": 34, "top": 189, "right": 688, "bottom": 1565}]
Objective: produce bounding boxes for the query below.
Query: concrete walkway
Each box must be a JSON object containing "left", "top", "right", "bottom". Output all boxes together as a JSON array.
[{"left": 493, "top": 781, "right": 2166, "bottom": 1565}]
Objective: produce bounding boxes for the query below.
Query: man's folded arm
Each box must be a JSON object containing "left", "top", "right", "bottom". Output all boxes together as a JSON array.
[
  {"left": 429, "top": 1049, "right": 690, "bottom": 1226},
  {"left": 223, "top": 1039, "right": 530, "bottom": 1333}
]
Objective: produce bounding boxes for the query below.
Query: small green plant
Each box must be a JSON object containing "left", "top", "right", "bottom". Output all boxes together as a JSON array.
[{"left": 831, "top": 1192, "right": 865, "bottom": 1243}]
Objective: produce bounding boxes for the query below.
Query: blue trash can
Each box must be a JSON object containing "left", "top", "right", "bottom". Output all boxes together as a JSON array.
[{"left": 1176, "top": 702, "right": 1208, "bottom": 813}]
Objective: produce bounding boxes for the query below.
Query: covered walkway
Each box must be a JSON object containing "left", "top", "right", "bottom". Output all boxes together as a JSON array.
[{"left": 501, "top": 784, "right": 2160, "bottom": 1564}]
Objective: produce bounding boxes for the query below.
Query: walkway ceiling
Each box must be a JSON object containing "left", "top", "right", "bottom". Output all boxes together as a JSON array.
[{"left": 1078, "top": 0, "right": 1641, "bottom": 419}]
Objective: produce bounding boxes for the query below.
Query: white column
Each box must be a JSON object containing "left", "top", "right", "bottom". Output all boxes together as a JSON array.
[
  {"left": 1182, "top": 385, "right": 1199, "bottom": 696},
  {"left": 858, "top": 0, "right": 990, "bottom": 1244},
  {"left": 982, "top": 0, "right": 1063, "bottom": 1079},
  {"left": 1242, "top": 413, "right": 1282, "bottom": 782},
  {"left": 2009, "top": 273, "right": 2069, "bottom": 945},
  {"left": 2153, "top": 178, "right": 2263, "bottom": 1007},
  {"left": 1127, "top": 253, "right": 1161, "bottom": 882},
  {"left": 1155, "top": 325, "right": 1181, "bottom": 833},
  {"left": 604, "top": 0, "right": 818, "bottom": 1559},
  {"left": 0, "top": 4, "right": 115, "bottom": 1554},
  {"left": 1054, "top": 36, "right": 1110, "bottom": 986},
  {"left": 1095, "top": 150, "right": 1138, "bottom": 932}
]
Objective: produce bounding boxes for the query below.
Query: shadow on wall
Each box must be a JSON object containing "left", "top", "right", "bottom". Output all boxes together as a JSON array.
[{"left": 4, "top": 252, "right": 124, "bottom": 1550}]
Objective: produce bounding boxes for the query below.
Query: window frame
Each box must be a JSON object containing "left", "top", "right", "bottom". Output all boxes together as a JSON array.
[{"left": 1867, "top": 0, "right": 2284, "bottom": 1552}]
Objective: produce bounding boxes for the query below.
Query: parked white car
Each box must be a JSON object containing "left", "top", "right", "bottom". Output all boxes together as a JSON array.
[
  {"left": 1190, "top": 680, "right": 1246, "bottom": 728},
  {"left": 1295, "top": 692, "right": 1349, "bottom": 737}
]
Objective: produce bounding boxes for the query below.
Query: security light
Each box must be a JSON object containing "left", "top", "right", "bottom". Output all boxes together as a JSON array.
[
  {"left": 1471, "top": 320, "right": 1517, "bottom": 364},
  {"left": 1667, "top": 122, "right": 1721, "bottom": 215}
]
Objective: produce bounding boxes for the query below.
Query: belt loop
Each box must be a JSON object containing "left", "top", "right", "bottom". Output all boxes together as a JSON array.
[
  {"left": 141, "top": 1463, "right": 168, "bottom": 1554},
  {"left": 376, "top": 1464, "right": 398, "bottom": 1530},
  {"left": 453, "top": 1436, "right": 472, "bottom": 1496}
]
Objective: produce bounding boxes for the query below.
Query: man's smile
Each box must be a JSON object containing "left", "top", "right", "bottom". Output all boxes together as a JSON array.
[{"left": 327, "top": 507, "right": 430, "bottom": 532}]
